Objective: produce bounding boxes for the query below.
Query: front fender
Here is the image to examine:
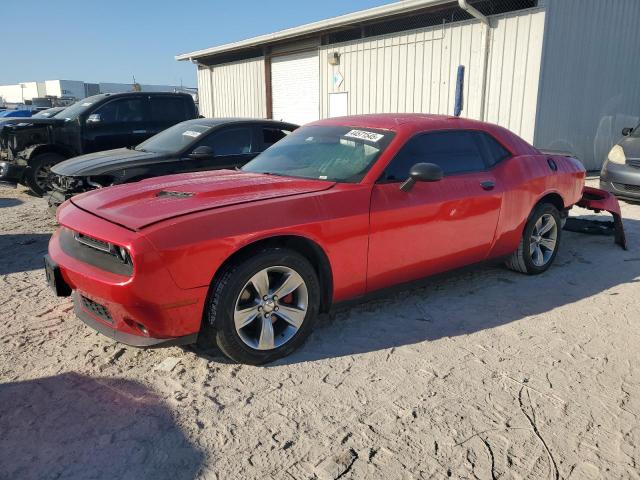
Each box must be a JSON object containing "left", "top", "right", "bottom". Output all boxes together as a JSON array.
[{"left": 21, "top": 144, "right": 75, "bottom": 164}]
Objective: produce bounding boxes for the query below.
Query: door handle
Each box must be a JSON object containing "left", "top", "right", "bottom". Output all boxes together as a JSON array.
[
  {"left": 480, "top": 181, "right": 495, "bottom": 191},
  {"left": 133, "top": 129, "right": 147, "bottom": 134}
]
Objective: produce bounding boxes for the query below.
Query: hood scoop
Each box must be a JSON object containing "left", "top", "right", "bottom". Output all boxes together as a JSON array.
[{"left": 156, "top": 190, "right": 195, "bottom": 198}]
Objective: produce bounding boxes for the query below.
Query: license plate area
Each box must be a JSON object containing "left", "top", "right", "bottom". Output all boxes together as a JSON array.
[{"left": 44, "top": 255, "right": 72, "bottom": 297}]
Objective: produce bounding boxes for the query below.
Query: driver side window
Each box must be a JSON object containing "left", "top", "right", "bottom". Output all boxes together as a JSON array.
[
  {"left": 197, "top": 127, "right": 252, "bottom": 156},
  {"left": 92, "top": 98, "right": 145, "bottom": 124},
  {"left": 381, "top": 130, "right": 487, "bottom": 182}
]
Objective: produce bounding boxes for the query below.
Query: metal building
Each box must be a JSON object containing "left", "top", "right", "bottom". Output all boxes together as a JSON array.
[{"left": 177, "top": 0, "right": 640, "bottom": 170}]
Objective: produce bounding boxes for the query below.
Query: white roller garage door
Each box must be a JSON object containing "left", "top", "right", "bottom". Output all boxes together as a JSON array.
[{"left": 271, "top": 51, "right": 319, "bottom": 126}]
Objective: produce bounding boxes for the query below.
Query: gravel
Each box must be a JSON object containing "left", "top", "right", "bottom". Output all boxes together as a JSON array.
[{"left": 1, "top": 183, "right": 639, "bottom": 479}]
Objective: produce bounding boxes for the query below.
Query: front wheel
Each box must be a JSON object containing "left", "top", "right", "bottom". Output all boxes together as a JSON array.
[
  {"left": 24, "top": 152, "right": 65, "bottom": 196},
  {"left": 506, "top": 203, "right": 562, "bottom": 275},
  {"left": 203, "top": 248, "right": 320, "bottom": 365}
]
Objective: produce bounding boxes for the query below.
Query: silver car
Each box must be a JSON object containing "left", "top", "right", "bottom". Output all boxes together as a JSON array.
[{"left": 600, "top": 124, "right": 640, "bottom": 201}]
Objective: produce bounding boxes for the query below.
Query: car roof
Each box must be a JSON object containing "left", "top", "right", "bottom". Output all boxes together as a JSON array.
[
  {"left": 310, "top": 113, "right": 539, "bottom": 156},
  {"left": 84, "top": 91, "right": 193, "bottom": 102},
  {"left": 179, "top": 118, "right": 298, "bottom": 128},
  {"left": 310, "top": 113, "right": 493, "bottom": 131}
]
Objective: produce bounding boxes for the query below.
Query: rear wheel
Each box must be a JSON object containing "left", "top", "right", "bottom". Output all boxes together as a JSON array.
[
  {"left": 506, "top": 203, "right": 561, "bottom": 275},
  {"left": 25, "top": 152, "right": 65, "bottom": 196},
  {"left": 203, "top": 248, "right": 320, "bottom": 365}
]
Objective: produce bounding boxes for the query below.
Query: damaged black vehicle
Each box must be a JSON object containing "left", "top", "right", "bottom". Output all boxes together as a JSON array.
[
  {"left": 0, "top": 92, "right": 197, "bottom": 195},
  {"left": 47, "top": 118, "right": 297, "bottom": 213}
]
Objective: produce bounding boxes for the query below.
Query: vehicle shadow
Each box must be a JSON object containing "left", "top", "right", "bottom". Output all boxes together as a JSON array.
[
  {"left": 0, "top": 373, "right": 204, "bottom": 479},
  {"left": 0, "top": 197, "right": 23, "bottom": 208},
  {"left": 0, "top": 234, "right": 51, "bottom": 275},
  {"left": 272, "top": 215, "right": 639, "bottom": 365}
]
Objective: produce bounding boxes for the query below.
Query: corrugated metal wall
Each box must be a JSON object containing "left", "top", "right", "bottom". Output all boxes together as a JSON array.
[
  {"left": 319, "top": 8, "right": 546, "bottom": 142},
  {"left": 319, "top": 20, "right": 488, "bottom": 120},
  {"left": 197, "top": 66, "right": 213, "bottom": 117},
  {"left": 534, "top": 0, "right": 640, "bottom": 170},
  {"left": 195, "top": 8, "right": 548, "bottom": 142},
  {"left": 484, "top": 9, "right": 546, "bottom": 143},
  {"left": 197, "top": 57, "right": 267, "bottom": 118}
]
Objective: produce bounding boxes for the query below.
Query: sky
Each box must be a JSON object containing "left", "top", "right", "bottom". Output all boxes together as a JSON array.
[{"left": 2, "top": 0, "right": 395, "bottom": 88}]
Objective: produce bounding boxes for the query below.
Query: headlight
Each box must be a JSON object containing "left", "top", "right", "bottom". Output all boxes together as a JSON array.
[{"left": 607, "top": 145, "right": 626, "bottom": 164}]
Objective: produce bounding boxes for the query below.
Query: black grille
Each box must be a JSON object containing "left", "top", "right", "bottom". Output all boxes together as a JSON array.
[
  {"left": 81, "top": 296, "right": 113, "bottom": 324},
  {"left": 74, "top": 232, "right": 111, "bottom": 252},
  {"left": 59, "top": 229, "right": 133, "bottom": 276},
  {"left": 613, "top": 182, "right": 640, "bottom": 193}
]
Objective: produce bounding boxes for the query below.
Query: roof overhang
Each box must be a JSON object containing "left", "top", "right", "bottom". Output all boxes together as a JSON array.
[{"left": 175, "top": 0, "right": 454, "bottom": 62}]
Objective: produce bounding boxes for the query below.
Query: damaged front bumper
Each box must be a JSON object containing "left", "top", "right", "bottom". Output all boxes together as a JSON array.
[
  {"left": 565, "top": 186, "right": 627, "bottom": 250},
  {"left": 47, "top": 190, "right": 73, "bottom": 215},
  {"left": 0, "top": 161, "right": 26, "bottom": 187}
]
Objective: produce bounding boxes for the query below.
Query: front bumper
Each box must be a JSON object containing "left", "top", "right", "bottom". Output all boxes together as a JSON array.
[
  {"left": 47, "top": 190, "right": 72, "bottom": 215},
  {"left": 0, "top": 161, "right": 26, "bottom": 186},
  {"left": 47, "top": 204, "right": 208, "bottom": 348},
  {"left": 600, "top": 161, "right": 640, "bottom": 200},
  {"left": 73, "top": 292, "right": 198, "bottom": 347}
]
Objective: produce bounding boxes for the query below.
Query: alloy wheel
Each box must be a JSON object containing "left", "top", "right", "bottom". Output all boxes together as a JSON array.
[
  {"left": 34, "top": 161, "right": 55, "bottom": 192},
  {"left": 234, "top": 266, "right": 308, "bottom": 351},
  {"left": 529, "top": 213, "right": 558, "bottom": 267}
]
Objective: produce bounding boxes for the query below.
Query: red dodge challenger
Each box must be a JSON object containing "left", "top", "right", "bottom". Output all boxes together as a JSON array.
[{"left": 45, "top": 114, "right": 622, "bottom": 364}]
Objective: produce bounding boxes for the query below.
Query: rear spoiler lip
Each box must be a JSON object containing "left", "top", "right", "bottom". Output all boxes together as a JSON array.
[
  {"left": 539, "top": 149, "right": 576, "bottom": 157},
  {"left": 576, "top": 186, "right": 627, "bottom": 250}
]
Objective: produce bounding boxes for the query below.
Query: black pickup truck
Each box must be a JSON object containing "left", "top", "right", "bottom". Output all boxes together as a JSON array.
[{"left": 0, "top": 92, "right": 197, "bottom": 195}]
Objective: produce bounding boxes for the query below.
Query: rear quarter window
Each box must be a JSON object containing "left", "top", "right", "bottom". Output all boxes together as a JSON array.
[
  {"left": 475, "top": 132, "right": 511, "bottom": 166},
  {"left": 150, "top": 97, "right": 190, "bottom": 122}
]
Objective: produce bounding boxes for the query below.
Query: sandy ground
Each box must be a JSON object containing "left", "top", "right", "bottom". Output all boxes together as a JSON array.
[{"left": 0, "top": 182, "right": 639, "bottom": 480}]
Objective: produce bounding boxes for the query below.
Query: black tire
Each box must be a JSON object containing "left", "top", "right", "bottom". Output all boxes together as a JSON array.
[
  {"left": 203, "top": 248, "right": 320, "bottom": 365},
  {"left": 24, "top": 152, "right": 65, "bottom": 197},
  {"left": 506, "top": 203, "right": 562, "bottom": 275}
]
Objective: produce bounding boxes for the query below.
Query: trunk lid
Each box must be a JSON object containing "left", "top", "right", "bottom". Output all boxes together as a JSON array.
[{"left": 70, "top": 170, "right": 335, "bottom": 230}]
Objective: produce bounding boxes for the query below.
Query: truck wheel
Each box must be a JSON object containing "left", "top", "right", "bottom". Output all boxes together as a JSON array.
[
  {"left": 25, "top": 152, "right": 65, "bottom": 197},
  {"left": 203, "top": 248, "right": 320, "bottom": 365},
  {"left": 506, "top": 203, "right": 562, "bottom": 275}
]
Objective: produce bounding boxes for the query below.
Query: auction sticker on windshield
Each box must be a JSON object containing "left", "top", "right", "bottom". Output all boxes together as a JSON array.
[
  {"left": 182, "top": 130, "right": 202, "bottom": 138},
  {"left": 344, "top": 130, "right": 385, "bottom": 143}
]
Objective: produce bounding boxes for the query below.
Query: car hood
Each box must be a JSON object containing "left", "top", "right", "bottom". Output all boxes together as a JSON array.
[
  {"left": 0, "top": 117, "right": 64, "bottom": 126},
  {"left": 620, "top": 136, "right": 640, "bottom": 160},
  {"left": 70, "top": 170, "right": 336, "bottom": 230},
  {"left": 51, "top": 148, "right": 164, "bottom": 176},
  {"left": 0, "top": 116, "right": 63, "bottom": 134}
]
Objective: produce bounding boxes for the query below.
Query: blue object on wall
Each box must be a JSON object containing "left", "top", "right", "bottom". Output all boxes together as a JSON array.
[{"left": 454, "top": 65, "right": 465, "bottom": 117}]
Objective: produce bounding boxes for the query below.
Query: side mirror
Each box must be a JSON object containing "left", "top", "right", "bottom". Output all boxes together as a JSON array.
[
  {"left": 400, "top": 162, "right": 444, "bottom": 192},
  {"left": 189, "top": 145, "right": 214, "bottom": 159},
  {"left": 86, "top": 113, "right": 102, "bottom": 125},
  {"left": 622, "top": 127, "right": 634, "bottom": 136}
]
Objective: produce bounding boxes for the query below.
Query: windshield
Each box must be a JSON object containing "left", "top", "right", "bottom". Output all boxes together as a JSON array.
[
  {"left": 55, "top": 95, "right": 104, "bottom": 120},
  {"left": 33, "top": 108, "right": 61, "bottom": 118},
  {"left": 242, "top": 125, "right": 394, "bottom": 182},
  {"left": 631, "top": 123, "right": 640, "bottom": 138},
  {"left": 135, "top": 122, "right": 211, "bottom": 153}
]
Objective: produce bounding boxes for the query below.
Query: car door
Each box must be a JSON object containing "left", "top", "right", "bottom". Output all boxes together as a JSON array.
[
  {"left": 367, "top": 130, "right": 504, "bottom": 293},
  {"left": 180, "top": 125, "right": 256, "bottom": 172},
  {"left": 83, "top": 97, "right": 148, "bottom": 153}
]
